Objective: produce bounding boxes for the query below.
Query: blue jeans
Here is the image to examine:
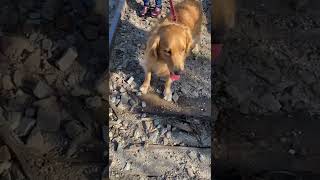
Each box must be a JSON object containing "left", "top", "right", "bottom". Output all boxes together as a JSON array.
[{"left": 143, "top": 0, "right": 162, "bottom": 8}]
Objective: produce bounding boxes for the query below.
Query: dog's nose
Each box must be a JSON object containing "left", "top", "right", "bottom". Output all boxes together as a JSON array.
[{"left": 174, "top": 70, "right": 182, "bottom": 75}]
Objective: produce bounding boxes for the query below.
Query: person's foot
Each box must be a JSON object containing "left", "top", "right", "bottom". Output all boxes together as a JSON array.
[
  {"left": 151, "top": 7, "right": 161, "bottom": 17},
  {"left": 140, "top": 6, "right": 149, "bottom": 16}
]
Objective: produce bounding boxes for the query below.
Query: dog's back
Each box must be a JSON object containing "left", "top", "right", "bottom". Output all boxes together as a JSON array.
[
  {"left": 213, "top": 0, "right": 236, "bottom": 39},
  {"left": 170, "top": 0, "right": 202, "bottom": 34}
]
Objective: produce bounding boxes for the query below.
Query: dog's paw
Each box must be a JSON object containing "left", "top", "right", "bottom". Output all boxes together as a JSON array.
[
  {"left": 139, "top": 85, "right": 149, "bottom": 94},
  {"left": 163, "top": 91, "right": 172, "bottom": 102},
  {"left": 192, "top": 44, "right": 200, "bottom": 54}
]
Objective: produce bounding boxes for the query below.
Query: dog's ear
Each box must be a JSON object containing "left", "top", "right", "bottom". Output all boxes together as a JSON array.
[
  {"left": 185, "top": 29, "right": 193, "bottom": 54},
  {"left": 146, "top": 34, "right": 160, "bottom": 59}
]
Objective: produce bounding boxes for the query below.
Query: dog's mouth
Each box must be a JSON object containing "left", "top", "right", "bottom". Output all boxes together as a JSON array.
[{"left": 170, "top": 72, "right": 181, "bottom": 81}]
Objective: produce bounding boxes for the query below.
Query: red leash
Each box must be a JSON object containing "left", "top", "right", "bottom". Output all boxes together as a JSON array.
[
  {"left": 169, "top": 0, "right": 177, "bottom": 21},
  {"left": 213, "top": 43, "right": 223, "bottom": 60}
]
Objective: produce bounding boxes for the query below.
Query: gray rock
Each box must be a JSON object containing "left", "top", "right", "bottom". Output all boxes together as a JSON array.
[
  {"left": 7, "top": 90, "right": 32, "bottom": 111},
  {"left": 27, "top": 129, "right": 68, "bottom": 155},
  {"left": 160, "top": 128, "right": 168, "bottom": 136},
  {"left": 8, "top": 111, "right": 23, "bottom": 130},
  {"left": 172, "top": 93, "right": 179, "bottom": 103},
  {"left": 186, "top": 167, "right": 194, "bottom": 177},
  {"left": 45, "top": 73, "right": 58, "bottom": 85},
  {"left": 0, "top": 161, "right": 12, "bottom": 175},
  {"left": 141, "top": 113, "right": 147, "bottom": 118},
  {"left": 33, "top": 81, "right": 54, "bottom": 99},
  {"left": 71, "top": 86, "right": 91, "bottom": 96},
  {"left": 163, "top": 137, "right": 169, "bottom": 145},
  {"left": 13, "top": 117, "right": 36, "bottom": 137},
  {"left": 311, "top": 82, "right": 320, "bottom": 97},
  {"left": 153, "top": 119, "right": 160, "bottom": 126},
  {"left": 25, "top": 108, "right": 36, "bottom": 118},
  {"left": 124, "top": 162, "right": 131, "bottom": 171},
  {"left": 143, "top": 120, "right": 153, "bottom": 131},
  {"left": 171, "top": 131, "right": 199, "bottom": 146},
  {"left": 110, "top": 96, "right": 116, "bottom": 104},
  {"left": 199, "top": 154, "right": 206, "bottom": 162},
  {"left": 86, "top": 96, "right": 102, "bottom": 108},
  {"left": 126, "top": 77, "right": 134, "bottom": 85},
  {"left": 33, "top": 96, "right": 57, "bottom": 108},
  {"left": 129, "top": 99, "right": 137, "bottom": 106},
  {"left": 134, "top": 128, "right": 143, "bottom": 139},
  {"left": 29, "top": 12, "right": 40, "bottom": 19},
  {"left": 141, "top": 101, "right": 146, "bottom": 108},
  {"left": 2, "top": 36, "right": 34, "bottom": 61},
  {"left": 259, "top": 93, "right": 282, "bottom": 112},
  {"left": 148, "top": 131, "right": 159, "bottom": 143},
  {"left": 42, "top": 38, "right": 53, "bottom": 50},
  {"left": 13, "top": 70, "right": 24, "bottom": 87},
  {"left": 0, "top": 107, "right": 5, "bottom": 125},
  {"left": 288, "top": 149, "right": 296, "bottom": 155},
  {"left": 115, "top": 99, "right": 121, "bottom": 106},
  {"left": 24, "top": 49, "right": 41, "bottom": 72},
  {"left": 166, "top": 131, "right": 172, "bottom": 138},
  {"left": 119, "top": 87, "right": 126, "bottom": 93},
  {"left": 0, "top": 146, "right": 11, "bottom": 161},
  {"left": 64, "top": 120, "right": 86, "bottom": 139},
  {"left": 56, "top": 47, "right": 78, "bottom": 71},
  {"left": 120, "top": 93, "right": 130, "bottom": 105},
  {"left": 200, "top": 131, "right": 211, "bottom": 147},
  {"left": 187, "top": 150, "right": 198, "bottom": 160},
  {"left": 41, "top": 0, "right": 61, "bottom": 21},
  {"left": 2, "top": 75, "right": 14, "bottom": 90},
  {"left": 37, "top": 106, "right": 61, "bottom": 132}
]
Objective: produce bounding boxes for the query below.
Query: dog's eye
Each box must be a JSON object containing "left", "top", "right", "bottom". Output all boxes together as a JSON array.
[
  {"left": 164, "top": 49, "right": 171, "bottom": 55},
  {"left": 181, "top": 48, "right": 185, "bottom": 52}
]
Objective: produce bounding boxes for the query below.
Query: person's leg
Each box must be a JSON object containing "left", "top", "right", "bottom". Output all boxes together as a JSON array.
[
  {"left": 155, "top": 0, "right": 162, "bottom": 8},
  {"left": 143, "top": 0, "right": 150, "bottom": 6},
  {"left": 140, "top": 0, "right": 150, "bottom": 16},
  {"left": 151, "top": 0, "right": 162, "bottom": 17}
]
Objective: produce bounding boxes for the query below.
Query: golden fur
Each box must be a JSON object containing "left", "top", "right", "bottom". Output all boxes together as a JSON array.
[
  {"left": 213, "top": 0, "right": 236, "bottom": 32},
  {"left": 139, "top": 0, "right": 202, "bottom": 101}
]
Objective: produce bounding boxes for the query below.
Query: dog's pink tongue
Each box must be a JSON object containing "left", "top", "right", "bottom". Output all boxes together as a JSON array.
[{"left": 170, "top": 74, "right": 180, "bottom": 81}]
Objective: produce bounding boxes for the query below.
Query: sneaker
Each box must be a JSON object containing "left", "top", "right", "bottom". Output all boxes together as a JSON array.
[
  {"left": 140, "top": 6, "right": 149, "bottom": 17},
  {"left": 151, "top": 7, "right": 161, "bottom": 17}
]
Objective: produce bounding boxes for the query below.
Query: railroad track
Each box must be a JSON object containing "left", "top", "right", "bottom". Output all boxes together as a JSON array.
[{"left": 109, "top": 0, "right": 126, "bottom": 51}]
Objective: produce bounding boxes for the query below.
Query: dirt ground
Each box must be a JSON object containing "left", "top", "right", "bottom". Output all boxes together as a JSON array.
[
  {"left": 109, "top": 0, "right": 212, "bottom": 179},
  {"left": 0, "top": 0, "right": 107, "bottom": 179},
  {"left": 214, "top": 0, "right": 320, "bottom": 179}
]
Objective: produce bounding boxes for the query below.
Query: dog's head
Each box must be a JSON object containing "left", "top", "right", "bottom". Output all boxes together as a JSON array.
[{"left": 146, "top": 23, "right": 193, "bottom": 78}]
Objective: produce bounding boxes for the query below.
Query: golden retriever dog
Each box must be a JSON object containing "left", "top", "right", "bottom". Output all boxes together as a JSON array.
[{"left": 139, "top": 0, "right": 202, "bottom": 101}]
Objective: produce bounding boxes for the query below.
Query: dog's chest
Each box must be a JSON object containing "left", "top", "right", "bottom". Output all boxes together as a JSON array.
[{"left": 151, "top": 61, "right": 170, "bottom": 77}]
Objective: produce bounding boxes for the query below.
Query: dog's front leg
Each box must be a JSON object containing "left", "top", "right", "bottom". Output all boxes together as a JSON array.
[
  {"left": 163, "top": 77, "right": 173, "bottom": 101},
  {"left": 140, "top": 71, "right": 152, "bottom": 94}
]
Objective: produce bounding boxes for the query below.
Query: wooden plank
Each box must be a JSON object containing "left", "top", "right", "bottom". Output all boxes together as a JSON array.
[{"left": 137, "top": 92, "right": 211, "bottom": 118}]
